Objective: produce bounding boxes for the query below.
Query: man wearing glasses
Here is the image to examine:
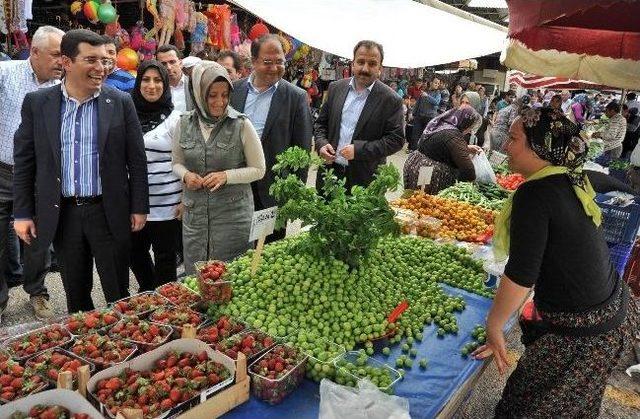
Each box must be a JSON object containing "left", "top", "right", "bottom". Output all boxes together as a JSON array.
[
  {"left": 0, "top": 25, "right": 64, "bottom": 323},
  {"left": 230, "top": 34, "right": 312, "bottom": 242},
  {"left": 12, "top": 29, "right": 149, "bottom": 313}
]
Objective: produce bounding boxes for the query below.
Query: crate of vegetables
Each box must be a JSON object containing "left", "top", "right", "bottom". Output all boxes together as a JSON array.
[
  {"left": 112, "top": 292, "right": 170, "bottom": 318},
  {"left": 108, "top": 316, "right": 173, "bottom": 353},
  {"left": 334, "top": 351, "right": 401, "bottom": 394},
  {"left": 0, "top": 389, "right": 102, "bottom": 418},
  {"left": 248, "top": 344, "right": 308, "bottom": 405},
  {"left": 148, "top": 306, "right": 205, "bottom": 335},
  {"left": 155, "top": 282, "right": 202, "bottom": 308},
  {"left": 25, "top": 348, "right": 95, "bottom": 388},
  {"left": 194, "top": 261, "right": 232, "bottom": 304},
  {"left": 196, "top": 315, "right": 247, "bottom": 347},
  {"left": 87, "top": 338, "right": 235, "bottom": 419},
  {"left": 3, "top": 324, "right": 73, "bottom": 362},
  {"left": 69, "top": 334, "right": 137, "bottom": 370},
  {"left": 63, "top": 308, "right": 120, "bottom": 337},
  {"left": 0, "top": 356, "right": 49, "bottom": 404},
  {"left": 215, "top": 329, "right": 275, "bottom": 363}
]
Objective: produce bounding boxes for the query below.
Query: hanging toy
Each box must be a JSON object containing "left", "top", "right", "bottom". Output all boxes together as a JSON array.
[
  {"left": 113, "top": 26, "right": 130, "bottom": 49},
  {"left": 158, "top": 0, "right": 176, "bottom": 46},
  {"left": 70, "top": 1, "right": 83, "bottom": 15},
  {"left": 97, "top": 2, "right": 117, "bottom": 24},
  {"left": 129, "top": 21, "right": 146, "bottom": 51},
  {"left": 189, "top": 11, "right": 208, "bottom": 55},
  {"left": 82, "top": 1, "right": 100, "bottom": 24},
  {"left": 248, "top": 21, "right": 269, "bottom": 41},
  {"left": 172, "top": 0, "right": 187, "bottom": 51},
  {"left": 229, "top": 13, "right": 241, "bottom": 48},
  {"left": 139, "top": 37, "right": 157, "bottom": 61},
  {"left": 145, "top": 0, "right": 162, "bottom": 40},
  {"left": 116, "top": 47, "right": 139, "bottom": 70}
]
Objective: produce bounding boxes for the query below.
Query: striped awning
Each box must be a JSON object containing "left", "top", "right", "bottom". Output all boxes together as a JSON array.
[{"left": 506, "top": 71, "right": 612, "bottom": 91}]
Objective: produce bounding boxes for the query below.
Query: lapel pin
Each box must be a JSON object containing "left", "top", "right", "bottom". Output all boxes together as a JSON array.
[{"left": 106, "top": 98, "right": 111, "bottom": 104}]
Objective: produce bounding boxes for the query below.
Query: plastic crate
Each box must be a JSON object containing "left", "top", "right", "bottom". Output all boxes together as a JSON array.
[
  {"left": 608, "top": 242, "right": 634, "bottom": 276},
  {"left": 595, "top": 194, "right": 640, "bottom": 244}
]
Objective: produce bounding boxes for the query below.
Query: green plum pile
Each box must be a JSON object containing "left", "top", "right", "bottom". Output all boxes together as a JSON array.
[{"left": 220, "top": 234, "right": 489, "bottom": 358}]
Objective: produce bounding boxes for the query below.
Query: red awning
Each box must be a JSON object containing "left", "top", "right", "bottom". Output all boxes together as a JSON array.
[
  {"left": 507, "top": 71, "right": 614, "bottom": 91},
  {"left": 501, "top": 0, "right": 640, "bottom": 90}
]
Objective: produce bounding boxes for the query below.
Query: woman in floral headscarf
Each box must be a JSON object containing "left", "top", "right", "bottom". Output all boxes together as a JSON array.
[
  {"left": 403, "top": 106, "right": 482, "bottom": 192},
  {"left": 473, "top": 107, "right": 637, "bottom": 418}
]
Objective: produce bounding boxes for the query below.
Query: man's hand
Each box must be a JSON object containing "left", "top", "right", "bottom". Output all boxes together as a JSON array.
[
  {"left": 174, "top": 202, "right": 185, "bottom": 220},
  {"left": 14, "top": 220, "right": 36, "bottom": 245},
  {"left": 202, "top": 171, "right": 227, "bottom": 192},
  {"left": 130, "top": 214, "right": 147, "bottom": 232},
  {"left": 339, "top": 144, "right": 355, "bottom": 161},
  {"left": 184, "top": 172, "right": 204, "bottom": 191},
  {"left": 318, "top": 144, "right": 336, "bottom": 163}
]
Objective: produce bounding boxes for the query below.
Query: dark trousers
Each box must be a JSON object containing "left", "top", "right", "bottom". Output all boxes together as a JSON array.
[
  {"left": 130, "top": 219, "right": 180, "bottom": 291},
  {"left": 410, "top": 116, "right": 433, "bottom": 150},
  {"left": 54, "top": 199, "right": 129, "bottom": 312},
  {"left": 252, "top": 184, "right": 285, "bottom": 243},
  {"left": 0, "top": 164, "right": 49, "bottom": 309}
]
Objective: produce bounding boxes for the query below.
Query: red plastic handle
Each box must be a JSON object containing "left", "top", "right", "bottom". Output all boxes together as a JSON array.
[{"left": 388, "top": 300, "right": 409, "bottom": 323}]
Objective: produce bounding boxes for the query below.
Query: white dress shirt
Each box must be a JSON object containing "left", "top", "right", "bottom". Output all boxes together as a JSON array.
[{"left": 171, "top": 74, "right": 188, "bottom": 112}]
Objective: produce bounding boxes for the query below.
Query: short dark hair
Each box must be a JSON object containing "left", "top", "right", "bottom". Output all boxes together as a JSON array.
[
  {"left": 217, "top": 50, "right": 241, "bottom": 72},
  {"left": 606, "top": 102, "right": 621, "bottom": 113},
  {"left": 61, "top": 29, "right": 106, "bottom": 60},
  {"left": 353, "top": 40, "right": 384, "bottom": 64},
  {"left": 156, "top": 44, "right": 183, "bottom": 60},
  {"left": 250, "top": 34, "right": 284, "bottom": 60},
  {"left": 551, "top": 94, "right": 562, "bottom": 102},
  {"left": 627, "top": 92, "right": 637, "bottom": 101},
  {"left": 102, "top": 35, "right": 116, "bottom": 48},
  {"left": 506, "top": 90, "right": 516, "bottom": 98}
]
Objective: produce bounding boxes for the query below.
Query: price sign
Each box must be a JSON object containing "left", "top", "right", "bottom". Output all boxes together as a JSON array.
[
  {"left": 249, "top": 206, "right": 278, "bottom": 242},
  {"left": 417, "top": 166, "right": 434, "bottom": 190}
]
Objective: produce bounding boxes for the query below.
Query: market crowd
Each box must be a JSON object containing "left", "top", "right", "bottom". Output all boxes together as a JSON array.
[{"left": 0, "top": 25, "right": 638, "bottom": 418}]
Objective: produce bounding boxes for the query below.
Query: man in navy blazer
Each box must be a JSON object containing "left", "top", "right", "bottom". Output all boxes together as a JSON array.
[
  {"left": 12, "top": 30, "right": 148, "bottom": 312},
  {"left": 314, "top": 40, "right": 405, "bottom": 190},
  {"left": 230, "top": 34, "right": 312, "bottom": 241}
]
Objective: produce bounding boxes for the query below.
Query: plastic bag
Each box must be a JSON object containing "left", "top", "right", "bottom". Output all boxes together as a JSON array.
[
  {"left": 631, "top": 142, "right": 640, "bottom": 167},
  {"left": 319, "top": 378, "right": 410, "bottom": 419},
  {"left": 471, "top": 151, "right": 497, "bottom": 184}
]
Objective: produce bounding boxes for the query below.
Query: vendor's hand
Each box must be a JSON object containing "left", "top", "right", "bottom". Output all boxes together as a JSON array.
[
  {"left": 319, "top": 144, "right": 336, "bottom": 163},
  {"left": 14, "top": 219, "right": 36, "bottom": 245},
  {"left": 340, "top": 144, "right": 355, "bottom": 161},
  {"left": 468, "top": 144, "right": 483, "bottom": 155},
  {"left": 184, "top": 172, "right": 204, "bottom": 191},
  {"left": 203, "top": 171, "right": 227, "bottom": 192},
  {"left": 174, "top": 202, "right": 185, "bottom": 220},
  {"left": 472, "top": 325, "right": 510, "bottom": 375}
]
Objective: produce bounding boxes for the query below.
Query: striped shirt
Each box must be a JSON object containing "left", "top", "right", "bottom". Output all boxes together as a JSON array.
[
  {"left": 0, "top": 59, "right": 60, "bottom": 165},
  {"left": 60, "top": 82, "right": 101, "bottom": 197},
  {"left": 145, "top": 110, "right": 182, "bottom": 221}
]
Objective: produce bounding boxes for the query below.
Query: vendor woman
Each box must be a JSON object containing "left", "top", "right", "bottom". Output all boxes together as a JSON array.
[
  {"left": 172, "top": 61, "right": 266, "bottom": 274},
  {"left": 473, "top": 107, "right": 637, "bottom": 417},
  {"left": 403, "top": 106, "right": 482, "bottom": 192}
]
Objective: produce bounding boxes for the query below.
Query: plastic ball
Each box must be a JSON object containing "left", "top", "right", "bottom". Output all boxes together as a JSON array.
[
  {"left": 70, "top": 1, "right": 83, "bottom": 15},
  {"left": 116, "top": 47, "right": 139, "bottom": 71},
  {"left": 83, "top": 1, "right": 99, "bottom": 23},
  {"left": 248, "top": 22, "right": 269, "bottom": 41},
  {"left": 98, "top": 3, "right": 117, "bottom": 24}
]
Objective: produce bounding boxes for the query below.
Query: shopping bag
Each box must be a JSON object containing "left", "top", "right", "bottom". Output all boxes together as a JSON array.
[
  {"left": 319, "top": 378, "right": 410, "bottom": 419},
  {"left": 471, "top": 151, "right": 497, "bottom": 184}
]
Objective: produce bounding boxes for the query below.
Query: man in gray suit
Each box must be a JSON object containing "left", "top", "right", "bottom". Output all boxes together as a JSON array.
[
  {"left": 314, "top": 40, "right": 405, "bottom": 189},
  {"left": 230, "top": 34, "right": 312, "bottom": 241}
]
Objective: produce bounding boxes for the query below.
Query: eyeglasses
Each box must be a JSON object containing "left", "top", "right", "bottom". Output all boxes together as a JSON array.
[
  {"left": 261, "top": 59, "right": 285, "bottom": 66},
  {"left": 79, "top": 57, "right": 114, "bottom": 67}
]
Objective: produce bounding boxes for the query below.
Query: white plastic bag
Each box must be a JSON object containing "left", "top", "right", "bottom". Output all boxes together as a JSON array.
[
  {"left": 319, "top": 378, "right": 411, "bottom": 419},
  {"left": 471, "top": 151, "right": 497, "bottom": 184},
  {"left": 631, "top": 142, "right": 640, "bottom": 167}
]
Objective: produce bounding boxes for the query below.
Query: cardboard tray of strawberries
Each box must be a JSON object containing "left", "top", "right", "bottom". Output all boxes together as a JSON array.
[
  {"left": 0, "top": 389, "right": 102, "bottom": 418},
  {"left": 87, "top": 338, "right": 235, "bottom": 419},
  {"left": 2, "top": 324, "right": 73, "bottom": 363},
  {"left": 25, "top": 347, "right": 95, "bottom": 388}
]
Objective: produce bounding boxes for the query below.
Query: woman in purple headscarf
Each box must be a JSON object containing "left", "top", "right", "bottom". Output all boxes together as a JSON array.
[{"left": 403, "top": 106, "right": 482, "bottom": 192}]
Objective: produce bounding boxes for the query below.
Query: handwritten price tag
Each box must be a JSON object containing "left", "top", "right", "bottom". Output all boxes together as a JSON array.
[
  {"left": 249, "top": 206, "right": 278, "bottom": 242},
  {"left": 417, "top": 166, "right": 434, "bottom": 187}
]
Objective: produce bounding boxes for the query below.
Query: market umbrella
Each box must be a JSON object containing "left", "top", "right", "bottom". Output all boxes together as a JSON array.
[
  {"left": 501, "top": 0, "right": 640, "bottom": 90},
  {"left": 507, "top": 70, "right": 615, "bottom": 91}
]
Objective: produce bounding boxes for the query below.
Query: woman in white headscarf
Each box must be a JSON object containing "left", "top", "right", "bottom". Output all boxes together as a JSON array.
[{"left": 171, "top": 61, "right": 266, "bottom": 273}]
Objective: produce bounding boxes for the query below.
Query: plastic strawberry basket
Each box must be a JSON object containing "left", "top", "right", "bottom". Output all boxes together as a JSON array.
[
  {"left": 194, "top": 260, "right": 233, "bottom": 304},
  {"left": 155, "top": 282, "right": 202, "bottom": 309},
  {"left": 215, "top": 329, "right": 276, "bottom": 364},
  {"left": 334, "top": 351, "right": 401, "bottom": 393},
  {"left": 25, "top": 347, "right": 96, "bottom": 388},
  {"left": 196, "top": 317, "right": 248, "bottom": 347},
  {"left": 595, "top": 194, "right": 640, "bottom": 244},
  {"left": 281, "top": 330, "right": 345, "bottom": 382},
  {"left": 2, "top": 324, "right": 74, "bottom": 363},
  {"left": 61, "top": 308, "right": 121, "bottom": 338},
  {"left": 248, "top": 344, "right": 308, "bottom": 405},
  {"left": 108, "top": 318, "right": 174, "bottom": 353},
  {"left": 111, "top": 291, "right": 172, "bottom": 319}
]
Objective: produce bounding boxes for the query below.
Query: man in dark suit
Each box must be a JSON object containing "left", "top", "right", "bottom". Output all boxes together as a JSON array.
[
  {"left": 13, "top": 29, "right": 148, "bottom": 312},
  {"left": 314, "top": 40, "right": 405, "bottom": 189},
  {"left": 230, "top": 34, "right": 312, "bottom": 242}
]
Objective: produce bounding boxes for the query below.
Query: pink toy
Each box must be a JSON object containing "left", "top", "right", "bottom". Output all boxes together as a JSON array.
[
  {"left": 129, "top": 21, "right": 146, "bottom": 51},
  {"left": 230, "top": 13, "right": 241, "bottom": 48}
]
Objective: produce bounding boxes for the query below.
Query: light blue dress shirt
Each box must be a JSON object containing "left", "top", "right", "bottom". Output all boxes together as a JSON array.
[
  {"left": 244, "top": 75, "right": 279, "bottom": 139},
  {"left": 335, "top": 78, "right": 373, "bottom": 166}
]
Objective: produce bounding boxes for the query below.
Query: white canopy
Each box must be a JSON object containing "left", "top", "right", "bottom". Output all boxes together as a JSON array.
[{"left": 229, "top": 0, "right": 507, "bottom": 68}]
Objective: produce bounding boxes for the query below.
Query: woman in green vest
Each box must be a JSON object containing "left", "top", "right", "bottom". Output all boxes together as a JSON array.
[{"left": 172, "top": 61, "right": 266, "bottom": 274}]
